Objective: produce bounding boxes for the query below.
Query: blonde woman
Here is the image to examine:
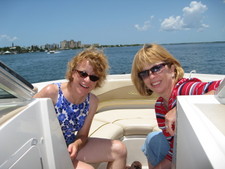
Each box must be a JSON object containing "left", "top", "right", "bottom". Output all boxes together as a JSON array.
[
  {"left": 34, "top": 47, "right": 127, "bottom": 169},
  {"left": 131, "top": 44, "right": 222, "bottom": 169}
]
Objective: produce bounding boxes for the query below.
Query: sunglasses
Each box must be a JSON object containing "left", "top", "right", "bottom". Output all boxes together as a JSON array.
[
  {"left": 75, "top": 69, "right": 99, "bottom": 82},
  {"left": 138, "top": 63, "right": 167, "bottom": 79}
]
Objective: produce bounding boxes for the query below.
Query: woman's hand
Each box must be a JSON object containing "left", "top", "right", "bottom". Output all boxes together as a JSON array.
[
  {"left": 165, "top": 107, "right": 176, "bottom": 136},
  {"left": 205, "top": 90, "right": 215, "bottom": 95},
  {"left": 164, "top": 90, "right": 215, "bottom": 136},
  {"left": 68, "top": 142, "right": 79, "bottom": 160}
]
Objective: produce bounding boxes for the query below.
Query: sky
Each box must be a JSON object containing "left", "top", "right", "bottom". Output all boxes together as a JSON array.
[{"left": 1, "top": 0, "right": 225, "bottom": 47}]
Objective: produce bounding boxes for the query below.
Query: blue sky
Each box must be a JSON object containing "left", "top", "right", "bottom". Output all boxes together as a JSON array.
[{"left": 1, "top": 0, "right": 225, "bottom": 47}]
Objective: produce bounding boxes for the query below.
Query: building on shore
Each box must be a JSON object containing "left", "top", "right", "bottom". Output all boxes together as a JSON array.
[
  {"left": 44, "top": 43, "right": 59, "bottom": 50},
  {"left": 60, "top": 40, "right": 82, "bottom": 49}
]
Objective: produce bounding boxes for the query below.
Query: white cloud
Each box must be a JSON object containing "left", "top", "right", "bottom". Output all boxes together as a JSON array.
[
  {"left": 0, "top": 34, "right": 18, "bottom": 41},
  {"left": 161, "top": 1, "right": 208, "bottom": 31},
  {"left": 134, "top": 16, "right": 154, "bottom": 31},
  {"left": 160, "top": 16, "right": 184, "bottom": 31}
]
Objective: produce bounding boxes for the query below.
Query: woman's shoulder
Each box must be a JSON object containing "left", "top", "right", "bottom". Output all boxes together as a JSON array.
[
  {"left": 34, "top": 83, "right": 59, "bottom": 99},
  {"left": 88, "top": 93, "right": 99, "bottom": 113},
  {"left": 89, "top": 93, "right": 99, "bottom": 104},
  {"left": 175, "top": 77, "right": 202, "bottom": 87}
]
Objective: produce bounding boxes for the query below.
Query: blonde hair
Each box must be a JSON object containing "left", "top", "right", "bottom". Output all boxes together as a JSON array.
[
  {"left": 131, "top": 44, "right": 184, "bottom": 96},
  {"left": 66, "top": 47, "right": 109, "bottom": 89}
]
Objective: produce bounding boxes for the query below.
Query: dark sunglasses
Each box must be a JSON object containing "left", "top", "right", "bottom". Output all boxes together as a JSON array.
[
  {"left": 138, "top": 63, "right": 167, "bottom": 79},
  {"left": 75, "top": 69, "right": 99, "bottom": 82}
]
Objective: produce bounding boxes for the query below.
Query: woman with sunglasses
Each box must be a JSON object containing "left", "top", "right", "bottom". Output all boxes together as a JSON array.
[
  {"left": 34, "top": 47, "right": 127, "bottom": 169},
  {"left": 131, "top": 44, "right": 222, "bottom": 169}
]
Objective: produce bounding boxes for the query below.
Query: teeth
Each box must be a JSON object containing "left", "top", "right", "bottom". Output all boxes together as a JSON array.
[
  {"left": 80, "top": 84, "right": 88, "bottom": 88},
  {"left": 152, "top": 81, "right": 160, "bottom": 86}
]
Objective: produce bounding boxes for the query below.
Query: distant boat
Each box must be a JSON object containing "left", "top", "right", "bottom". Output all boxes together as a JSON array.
[
  {"left": 47, "top": 50, "right": 60, "bottom": 54},
  {"left": 4, "top": 51, "right": 11, "bottom": 55},
  {"left": 48, "top": 50, "right": 56, "bottom": 54}
]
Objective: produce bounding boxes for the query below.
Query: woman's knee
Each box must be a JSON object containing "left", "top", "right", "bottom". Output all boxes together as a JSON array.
[
  {"left": 143, "top": 131, "right": 161, "bottom": 151},
  {"left": 111, "top": 140, "right": 127, "bottom": 158},
  {"left": 73, "top": 159, "right": 95, "bottom": 169},
  {"left": 142, "top": 131, "right": 170, "bottom": 166}
]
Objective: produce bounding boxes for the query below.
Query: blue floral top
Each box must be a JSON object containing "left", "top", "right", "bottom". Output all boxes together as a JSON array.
[{"left": 54, "top": 83, "right": 90, "bottom": 146}]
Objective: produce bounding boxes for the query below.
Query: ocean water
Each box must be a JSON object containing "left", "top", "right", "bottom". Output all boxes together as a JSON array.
[{"left": 0, "top": 42, "right": 225, "bottom": 83}]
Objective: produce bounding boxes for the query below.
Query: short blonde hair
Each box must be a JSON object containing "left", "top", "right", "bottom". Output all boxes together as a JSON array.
[
  {"left": 131, "top": 44, "right": 184, "bottom": 96},
  {"left": 66, "top": 47, "right": 109, "bottom": 89}
]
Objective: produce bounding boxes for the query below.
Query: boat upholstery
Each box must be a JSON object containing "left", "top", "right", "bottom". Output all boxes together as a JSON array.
[
  {"left": 89, "top": 74, "right": 160, "bottom": 140},
  {"left": 89, "top": 109, "right": 159, "bottom": 139},
  {"left": 88, "top": 108, "right": 159, "bottom": 168},
  {"left": 88, "top": 75, "right": 159, "bottom": 168}
]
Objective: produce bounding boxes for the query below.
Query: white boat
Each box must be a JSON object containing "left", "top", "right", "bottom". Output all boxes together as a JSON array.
[
  {"left": 0, "top": 61, "right": 225, "bottom": 169},
  {"left": 47, "top": 51, "right": 60, "bottom": 54},
  {"left": 3, "top": 51, "right": 11, "bottom": 55}
]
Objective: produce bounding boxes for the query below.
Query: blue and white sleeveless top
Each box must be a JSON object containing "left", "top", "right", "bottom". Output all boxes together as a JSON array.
[{"left": 54, "top": 83, "right": 90, "bottom": 146}]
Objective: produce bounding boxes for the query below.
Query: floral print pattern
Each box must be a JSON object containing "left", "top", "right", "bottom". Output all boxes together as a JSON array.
[{"left": 54, "top": 83, "right": 90, "bottom": 146}]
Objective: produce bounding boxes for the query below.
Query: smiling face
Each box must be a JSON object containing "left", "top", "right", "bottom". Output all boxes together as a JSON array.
[
  {"left": 142, "top": 62, "right": 175, "bottom": 100},
  {"left": 71, "top": 59, "right": 97, "bottom": 97},
  {"left": 131, "top": 44, "right": 184, "bottom": 97},
  {"left": 66, "top": 47, "right": 108, "bottom": 89}
]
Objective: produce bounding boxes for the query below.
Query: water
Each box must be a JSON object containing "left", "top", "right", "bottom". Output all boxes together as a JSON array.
[{"left": 0, "top": 42, "right": 225, "bottom": 83}]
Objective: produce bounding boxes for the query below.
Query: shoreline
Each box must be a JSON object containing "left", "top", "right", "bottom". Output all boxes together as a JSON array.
[{"left": 1, "top": 41, "right": 225, "bottom": 55}]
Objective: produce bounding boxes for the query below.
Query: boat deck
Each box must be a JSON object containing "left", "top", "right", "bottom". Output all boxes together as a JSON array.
[{"left": 1, "top": 71, "right": 225, "bottom": 169}]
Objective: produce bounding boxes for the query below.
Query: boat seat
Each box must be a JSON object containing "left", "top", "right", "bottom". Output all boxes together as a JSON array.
[
  {"left": 89, "top": 108, "right": 160, "bottom": 168},
  {"left": 89, "top": 108, "right": 160, "bottom": 139}
]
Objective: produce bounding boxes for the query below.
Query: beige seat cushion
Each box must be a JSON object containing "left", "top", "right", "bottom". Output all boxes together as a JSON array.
[
  {"left": 90, "top": 123, "right": 124, "bottom": 139},
  {"left": 89, "top": 109, "right": 159, "bottom": 139}
]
